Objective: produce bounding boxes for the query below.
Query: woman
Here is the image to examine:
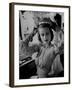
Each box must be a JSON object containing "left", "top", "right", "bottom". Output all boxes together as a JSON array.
[{"left": 34, "top": 18, "right": 64, "bottom": 78}]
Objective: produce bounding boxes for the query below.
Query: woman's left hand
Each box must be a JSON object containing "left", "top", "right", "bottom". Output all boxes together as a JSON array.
[{"left": 55, "top": 42, "right": 64, "bottom": 55}]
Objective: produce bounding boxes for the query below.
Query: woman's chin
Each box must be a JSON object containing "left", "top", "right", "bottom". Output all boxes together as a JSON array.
[{"left": 43, "top": 42, "right": 49, "bottom": 45}]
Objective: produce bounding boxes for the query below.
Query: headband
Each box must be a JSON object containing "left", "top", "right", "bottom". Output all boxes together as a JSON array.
[{"left": 39, "top": 22, "right": 51, "bottom": 25}]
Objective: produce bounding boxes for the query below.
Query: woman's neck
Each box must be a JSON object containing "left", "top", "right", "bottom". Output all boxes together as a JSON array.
[{"left": 43, "top": 42, "right": 51, "bottom": 48}]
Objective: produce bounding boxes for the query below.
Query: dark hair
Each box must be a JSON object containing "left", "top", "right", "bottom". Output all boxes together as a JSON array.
[
  {"left": 38, "top": 18, "right": 54, "bottom": 43},
  {"left": 54, "top": 13, "right": 61, "bottom": 27}
]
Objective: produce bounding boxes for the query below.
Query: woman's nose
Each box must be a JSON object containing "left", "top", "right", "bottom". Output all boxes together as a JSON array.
[{"left": 44, "top": 35, "right": 46, "bottom": 40}]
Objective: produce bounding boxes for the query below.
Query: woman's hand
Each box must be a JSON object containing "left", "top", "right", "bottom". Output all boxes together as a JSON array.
[{"left": 55, "top": 42, "right": 64, "bottom": 55}]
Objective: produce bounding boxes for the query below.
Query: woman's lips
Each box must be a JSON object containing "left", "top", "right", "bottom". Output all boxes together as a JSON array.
[{"left": 44, "top": 40, "right": 48, "bottom": 42}]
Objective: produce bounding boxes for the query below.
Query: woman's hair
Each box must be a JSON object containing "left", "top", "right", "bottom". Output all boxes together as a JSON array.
[{"left": 38, "top": 18, "right": 54, "bottom": 43}]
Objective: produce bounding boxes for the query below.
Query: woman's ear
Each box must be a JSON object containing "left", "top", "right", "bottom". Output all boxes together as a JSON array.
[
  {"left": 50, "top": 34, "right": 52, "bottom": 42},
  {"left": 37, "top": 31, "right": 42, "bottom": 43}
]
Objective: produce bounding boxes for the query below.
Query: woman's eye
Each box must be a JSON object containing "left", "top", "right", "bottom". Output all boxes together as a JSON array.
[
  {"left": 46, "top": 33, "right": 49, "bottom": 35},
  {"left": 41, "top": 34, "right": 44, "bottom": 36}
]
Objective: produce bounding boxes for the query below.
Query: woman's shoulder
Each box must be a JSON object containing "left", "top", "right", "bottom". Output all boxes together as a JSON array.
[
  {"left": 50, "top": 43, "right": 58, "bottom": 49},
  {"left": 49, "top": 43, "right": 56, "bottom": 50}
]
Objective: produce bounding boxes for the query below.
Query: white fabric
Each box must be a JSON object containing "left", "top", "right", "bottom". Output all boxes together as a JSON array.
[{"left": 48, "top": 55, "right": 63, "bottom": 75}]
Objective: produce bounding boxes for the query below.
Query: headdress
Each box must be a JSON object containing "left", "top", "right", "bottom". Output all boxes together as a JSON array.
[{"left": 39, "top": 18, "right": 52, "bottom": 27}]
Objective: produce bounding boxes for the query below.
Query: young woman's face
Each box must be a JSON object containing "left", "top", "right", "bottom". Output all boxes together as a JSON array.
[{"left": 39, "top": 27, "right": 51, "bottom": 44}]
